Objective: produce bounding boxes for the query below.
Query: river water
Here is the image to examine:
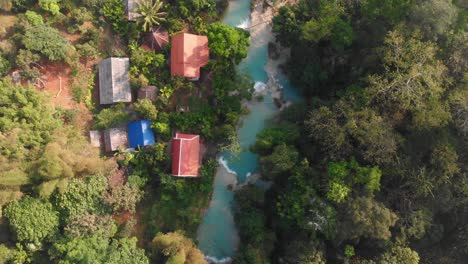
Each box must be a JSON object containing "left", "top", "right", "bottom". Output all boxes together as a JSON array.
[{"left": 196, "top": 1, "right": 300, "bottom": 262}]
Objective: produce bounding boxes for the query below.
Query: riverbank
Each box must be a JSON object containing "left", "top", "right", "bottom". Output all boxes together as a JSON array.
[
  {"left": 249, "top": 0, "right": 294, "bottom": 109},
  {"left": 197, "top": 1, "right": 298, "bottom": 262}
]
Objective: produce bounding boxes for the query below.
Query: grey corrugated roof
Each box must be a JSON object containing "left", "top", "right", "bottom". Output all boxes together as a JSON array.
[{"left": 99, "top": 58, "right": 131, "bottom": 105}]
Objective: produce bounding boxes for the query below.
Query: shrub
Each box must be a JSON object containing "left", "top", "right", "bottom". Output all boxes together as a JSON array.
[
  {"left": 22, "top": 24, "right": 69, "bottom": 61},
  {"left": 4, "top": 196, "right": 59, "bottom": 245},
  {"left": 94, "top": 104, "right": 130, "bottom": 130},
  {"left": 25, "top": 11, "right": 44, "bottom": 26}
]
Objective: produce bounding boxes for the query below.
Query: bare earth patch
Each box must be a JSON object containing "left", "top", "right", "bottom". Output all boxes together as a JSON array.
[{"left": 36, "top": 62, "right": 94, "bottom": 128}]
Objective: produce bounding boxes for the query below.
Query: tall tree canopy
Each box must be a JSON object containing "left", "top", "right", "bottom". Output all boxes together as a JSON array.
[{"left": 4, "top": 196, "right": 59, "bottom": 245}]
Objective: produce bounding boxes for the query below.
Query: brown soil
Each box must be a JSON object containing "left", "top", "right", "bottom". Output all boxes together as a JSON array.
[
  {"left": 59, "top": 21, "right": 94, "bottom": 45},
  {"left": 113, "top": 210, "right": 133, "bottom": 225},
  {"left": 108, "top": 167, "right": 126, "bottom": 188},
  {"left": 39, "top": 62, "right": 74, "bottom": 108},
  {"left": 35, "top": 61, "right": 94, "bottom": 129},
  {"left": 132, "top": 208, "right": 149, "bottom": 247}
]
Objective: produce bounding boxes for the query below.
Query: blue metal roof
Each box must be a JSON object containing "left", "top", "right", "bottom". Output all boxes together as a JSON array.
[{"left": 127, "top": 120, "right": 155, "bottom": 149}]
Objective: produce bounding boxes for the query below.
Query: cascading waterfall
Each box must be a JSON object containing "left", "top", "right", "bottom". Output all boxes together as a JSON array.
[
  {"left": 236, "top": 17, "right": 251, "bottom": 29},
  {"left": 196, "top": 1, "right": 301, "bottom": 263}
]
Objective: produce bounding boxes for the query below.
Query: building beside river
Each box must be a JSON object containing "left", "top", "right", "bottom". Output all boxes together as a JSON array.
[
  {"left": 170, "top": 33, "right": 209, "bottom": 80},
  {"left": 171, "top": 133, "right": 201, "bottom": 177}
]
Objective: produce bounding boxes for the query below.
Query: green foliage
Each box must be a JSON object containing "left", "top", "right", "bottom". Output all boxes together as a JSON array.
[
  {"left": 11, "top": 0, "right": 35, "bottom": 12},
  {"left": 39, "top": 0, "right": 60, "bottom": 16},
  {"left": 15, "top": 49, "right": 39, "bottom": 68},
  {"left": 368, "top": 30, "right": 449, "bottom": 128},
  {"left": 326, "top": 158, "right": 382, "bottom": 202},
  {"left": 65, "top": 213, "right": 117, "bottom": 238},
  {"left": 272, "top": 5, "right": 302, "bottom": 47},
  {"left": 135, "top": 0, "right": 167, "bottom": 32},
  {"left": 252, "top": 123, "right": 300, "bottom": 154},
  {"left": 207, "top": 22, "right": 250, "bottom": 66},
  {"left": 102, "top": 0, "right": 128, "bottom": 35},
  {"left": 148, "top": 160, "right": 216, "bottom": 235},
  {"left": 279, "top": 237, "right": 326, "bottom": 264},
  {"left": 276, "top": 162, "right": 337, "bottom": 239},
  {"left": 302, "top": 4, "right": 340, "bottom": 42},
  {"left": 448, "top": 84, "right": 468, "bottom": 136},
  {"left": 265, "top": 0, "right": 466, "bottom": 262},
  {"left": 170, "top": 103, "right": 216, "bottom": 139},
  {"left": 4, "top": 196, "right": 59, "bottom": 245},
  {"left": 233, "top": 186, "right": 276, "bottom": 264},
  {"left": 151, "top": 231, "right": 206, "bottom": 264},
  {"left": 151, "top": 116, "right": 171, "bottom": 141},
  {"left": 24, "top": 11, "right": 43, "bottom": 26},
  {"left": 94, "top": 104, "right": 130, "bottom": 130},
  {"left": 0, "top": 80, "right": 60, "bottom": 152},
  {"left": 307, "top": 104, "right": 398, "bottom": 165},
  {"left": 76, "top": 42, "right": 99, "bottom": 59},
  {"left": 330, "top": 18, "right": 355, "bottom": 50},
  {"left": 399, "top": 209, "right": 432, "bottom": 241},
  {"left": 429, "top": 144, "right": 460, "bottom": 185},
  {"left": 274, "top": 0, "right": 354, "bottom": 49},
  {"left": 361, "top": 0, "right": 412, "bottom": 24},
  {"left": 344, "top": 245, "right": 355, "bottom": 258},
  {"left": 104, "top": 184, "right": 142, "bottom": 213},
  {"left": 0, "top": 244, "right": 15, "bottom": 264},
  {"left": 35, "top": 143, "right": 74, "bottom": 180},
  {"left": 379, "top": 246, "right": 420, "bottom": 264},
  {"left": 134, "top": 99, "right": 159, "bottom": 121},
  {"left": 130, "top": 47, "right": 165, "bottom": 82},
  {"left": 53, "top": 175, "right": 108, "bottom": 223},
  {"left": 22, "top": 24, "right": 69, "bottom": 61},
  {"left": 0, "top": 54, "right": 10, "bottom": 76},
  {"left": 260, "top": 144, "right": 299, "bottom": 180},
  {"left": 173, "top": 0, "right": 215, "bottom": 20},
  {"left": 410, "top": 0, "right": 458, "bottom": 40},
  {"left": 336, "top": 196, "right": 398, "bottom": 243},
  {"left": 50, "top": 234, "right": 149, "bottom": 264},
  {"left": 326, "top": 181, "right": 350, "bottom": 203},
  {"left": 0, "top": 80, "right": 71, "bottom": 191}
]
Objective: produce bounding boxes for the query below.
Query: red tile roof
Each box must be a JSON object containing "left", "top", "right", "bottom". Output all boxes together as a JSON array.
[
  {"left": 170, "top": 33, "right": 209, "bottom": 79},
  {"left": 172, "top": 133, "right": 200, "bottom": 177}
]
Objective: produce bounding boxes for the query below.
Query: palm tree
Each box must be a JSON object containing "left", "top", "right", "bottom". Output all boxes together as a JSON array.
[{"left": 135, "top": 0, "right": 167, "bottom": 32}]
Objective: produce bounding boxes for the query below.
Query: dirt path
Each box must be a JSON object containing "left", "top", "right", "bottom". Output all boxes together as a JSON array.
[{"left": 39, "top": 63, "right": 74, "bottom": 108}]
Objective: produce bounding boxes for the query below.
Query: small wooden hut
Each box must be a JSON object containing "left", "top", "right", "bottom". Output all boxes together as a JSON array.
[
  {"left": 138, "top": 86, "right": 158, "bottom": 102},
  {"left": 103, "top": 127, "right": 128, "bottom": 152}
]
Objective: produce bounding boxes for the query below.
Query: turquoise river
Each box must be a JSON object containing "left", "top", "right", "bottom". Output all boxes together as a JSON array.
[{"left": 196, "top": 1, "right": 300, "bottom": 262}]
